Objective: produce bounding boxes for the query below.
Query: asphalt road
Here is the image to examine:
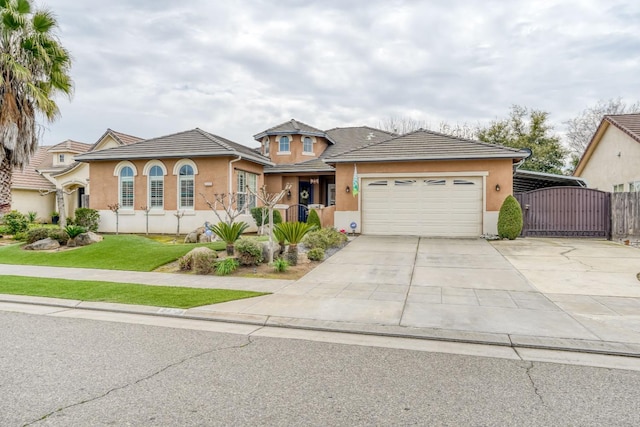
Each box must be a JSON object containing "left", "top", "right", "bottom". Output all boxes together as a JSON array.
[{"left": 2, "top": 311, "right": 640, "bottom": 426}]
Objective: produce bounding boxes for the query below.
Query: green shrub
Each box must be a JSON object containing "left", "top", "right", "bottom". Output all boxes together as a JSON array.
[
  {"left": 26, "top": 227, "right": 52, "bottom": 244},
  {"left": 215, "top": 257, "right": 239, "bottom": 276},
  {"left": 13, "top": 231, "right": 27, "bottom": 241},
  {"left": 74, "top": 208, "right": 100, "bottom": 232},
  {"left": 250, "top": 207, "right": 282, "bottom": 226},
  {"left": 306, "top": 247, "right": 325, "bottom": 261},
  {"left": 3, "top": 211, "right": 28, "bottom": 234},
  {"left": 235, "top": 238, "right": 264, "bottom": 266},
  {"left": 193, "top": 251, "right": 217, "bottom": 275},
  {"left": 48, "top": 228, "right": 69, "bottom": 245},
  {"left": 272, "top": 257, "right": 289, "bottom": 273},
  {"left": 304, "top": 227, "right": 348, "bottom": 250},
  {"left": 306, "top": 209, "right": 321, "bottom": 229},
  {"left": 0, "top": 225, "right": 9, "bottom": 235},
  {"left": 64, "top": 225, "right": 87, "bottom": 239},
  {"left": 497, "top": 195, "right": 523, "bottom": 240}
]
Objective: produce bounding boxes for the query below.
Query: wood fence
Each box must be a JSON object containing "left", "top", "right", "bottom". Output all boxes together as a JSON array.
[{"left": 612, "top": 192, "right": 640, "bottom": 240}]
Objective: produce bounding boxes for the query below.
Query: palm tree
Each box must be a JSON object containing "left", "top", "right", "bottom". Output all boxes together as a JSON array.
[
  {"left": 0, "top": 0, "right": 73, "bottom": 213},
  {"left": 274, "top": 222, "right": 317, "bottom": 265}
]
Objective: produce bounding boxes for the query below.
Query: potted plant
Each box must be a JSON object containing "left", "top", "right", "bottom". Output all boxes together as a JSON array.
[{"left": 51, "top": 211, "right": 60, "bottom": 225}]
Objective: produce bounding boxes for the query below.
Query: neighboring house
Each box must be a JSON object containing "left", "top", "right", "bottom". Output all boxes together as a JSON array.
[
  {"left": 10, "top": 129, "right": 142, "bottom": 222},
  {"left": 77, "top": 120, "right": 529, "bottom": 237},
  {"left": 574, "top": 113, "right": 640, "bottom": 192}
]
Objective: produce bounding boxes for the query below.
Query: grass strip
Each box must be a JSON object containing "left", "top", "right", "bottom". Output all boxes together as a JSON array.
[
  {"left": 0, "top": 275, "right": 267, "bottom": 309},
  {"left": 0, "top": 235, "right": 226, "bottom": 272}
]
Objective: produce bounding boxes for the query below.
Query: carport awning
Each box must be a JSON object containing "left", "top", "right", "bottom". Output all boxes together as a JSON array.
[{"left": 513, "top": 169, "right": 586, "bottom": 193}]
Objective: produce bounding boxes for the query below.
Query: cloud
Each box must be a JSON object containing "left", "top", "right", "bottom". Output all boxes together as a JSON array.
[{"left": 42, "top": 0, "right": 640, "bottom": 148}]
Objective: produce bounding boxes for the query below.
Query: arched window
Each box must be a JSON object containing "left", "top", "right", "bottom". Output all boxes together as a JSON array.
[
  {"left": 178, "top": 164, "right": 194, "bottom": 209},
  {"left": 279, "top": 136, "right": 290, "bottom": 153},
  {"left": 303, "top": 136, "right": 313, "bottom": 154},
  {"left": 149, "top": 165, "right": 164, "bottom": 209},
  {"left": 119, "top": 166, "right": 134, "bottom": 208}
]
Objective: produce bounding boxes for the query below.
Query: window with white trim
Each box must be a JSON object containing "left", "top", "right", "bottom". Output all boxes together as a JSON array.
[
  {"left": 119, "top": 166, "right": 134, "bottom": 208},
  {"left": 613, "top": 183, "right": 624, "bottom": 193},
  {"left": 58, "top": 154, "right": 65, "bottom": 164},
  {"left": 279, "top": 136, "right": 290, "bottom": 152},
  {"left": 149, "top": 165, "right": 164, "bottom": 209},
  {"left": 629, "top": 181, "right": 640, "bottom": 192},
  {"left": 263, "top": 137, "right": 270, "bottom": 156},
  {"left": 303, "top": 136, "right": 313, "bottom": 154},
  {"left": 237, "top": 171, "right": 257, "bottom": 212},
  {"left": 178, "top": 165, "right": 195, "bottom": 209}
]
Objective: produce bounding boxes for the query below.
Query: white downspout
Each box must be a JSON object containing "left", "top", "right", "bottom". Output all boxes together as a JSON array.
[{"left": 229, "top": 155, "right": 242, "bottom": 195}]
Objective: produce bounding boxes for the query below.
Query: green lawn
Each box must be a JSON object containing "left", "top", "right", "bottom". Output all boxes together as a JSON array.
[
  {"left": 0, "top": 275, "right": 267, "bottom": 309},
  {"left": 0, "top": 235, "right": 226, "bottom": 271}
]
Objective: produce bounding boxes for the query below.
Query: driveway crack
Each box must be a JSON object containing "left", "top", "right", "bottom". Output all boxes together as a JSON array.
[
  {"left": 23, "top": 337, "right": 254, "bottom": 426},
  {"left": 398, "top": 237, "right": 420, "bottom": 326}
]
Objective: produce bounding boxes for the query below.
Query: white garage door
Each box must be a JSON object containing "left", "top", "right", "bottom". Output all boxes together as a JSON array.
[{"left": 361, "top": 177, "right": 483, "bottom": 237}]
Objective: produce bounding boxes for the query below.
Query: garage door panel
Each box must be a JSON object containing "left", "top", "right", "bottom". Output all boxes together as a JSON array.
[{"left": 362, "top": 176, "right": 482, "bottom": 237}]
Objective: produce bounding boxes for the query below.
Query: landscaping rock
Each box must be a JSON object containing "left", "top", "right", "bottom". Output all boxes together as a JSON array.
[
  {"left": 184, "top": 226, "right": 206, "bottom": 243},
  {"left": 24, "top": 238, "right": 60, "bottom": 251},
  {"left": 261, "top": 241, "right": 281, "bottom": 261},
  {"left": 72, "top": 232, "right": 103, "bottom": 247}
]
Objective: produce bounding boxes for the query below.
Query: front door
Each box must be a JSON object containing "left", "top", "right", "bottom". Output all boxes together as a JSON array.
[{"left": 298, "top": 181, "right": 312, "bottom": 222}]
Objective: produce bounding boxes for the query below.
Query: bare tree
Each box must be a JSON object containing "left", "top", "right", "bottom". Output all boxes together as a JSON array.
[
  {"left": 378, "top": 116, "right": 429, "bottom": 134},
  {"left": 107, "top": 203, "right": 120, "bottom": 234},
  {"left": 565, "top": 98, "right": 640, "bottom": 159},
  {"left": 200, "top": 192, "right": 244, "bottom": 225},
  {"left": 39, "top": 187, "right": 79, "bottom": 228},
  {"left": 246, "top": 184, "right": 291, "bottom": 264},
  {"left": 378, "top": 116, "right": 479, "bottom": 139}
]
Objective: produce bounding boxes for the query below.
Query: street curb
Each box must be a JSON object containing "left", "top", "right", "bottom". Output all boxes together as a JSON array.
[{"left": 2, "top": 294, "right": 640, "bottom": 358}]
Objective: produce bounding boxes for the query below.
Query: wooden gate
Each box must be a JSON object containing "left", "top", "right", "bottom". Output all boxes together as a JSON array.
[{"left": 515, "top": 187, "right": 611, "bottom": 238}]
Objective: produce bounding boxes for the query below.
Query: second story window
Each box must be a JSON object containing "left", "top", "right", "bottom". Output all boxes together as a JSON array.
[
  {"left": 263, "top": 137, "right": 270, "bottom": 156},
  {"left": 303, "top": 136, "right": 313, "bottom": 154},
  {"left": 279, "top": 136, "right": 290, "bottom": 153},
  {"left": 59, "top": 154, "right": 65, "bottom": 164}
]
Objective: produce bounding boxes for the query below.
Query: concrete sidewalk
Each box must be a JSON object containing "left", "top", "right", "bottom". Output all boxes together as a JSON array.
[{"left": 1, "top": 236, "right": 640, "bottom": 357}]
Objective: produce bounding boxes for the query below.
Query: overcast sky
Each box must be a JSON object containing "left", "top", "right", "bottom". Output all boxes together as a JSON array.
[{"left": 41, "top": 0, "right": 640, "bottom": 148}]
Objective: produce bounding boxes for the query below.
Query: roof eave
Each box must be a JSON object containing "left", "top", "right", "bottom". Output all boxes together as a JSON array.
[
  {"left": 76, "top": 152, "right": 274, "bottom": 166},
  {"left": 327, "top": 153, "right": 529, "bottom": 163},
  {"left": 253, "top": 130, "right": 327, "bottom": 140}
]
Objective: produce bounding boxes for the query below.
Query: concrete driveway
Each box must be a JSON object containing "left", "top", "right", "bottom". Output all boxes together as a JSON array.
[{"left": 206, "top": 235, "right": 640, "bottom": 352}]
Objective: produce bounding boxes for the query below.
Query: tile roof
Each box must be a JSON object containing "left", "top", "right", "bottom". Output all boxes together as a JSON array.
[
  {"left": 76, "top": 128, "right": 273, "bottom": 166},
  {"left": 326, "top": 129, "right": 529, "bottom": 163},
  {"left": 253, "top": 119, "right": 326, "bottom": 139},
  {"left": 12, "top": 147, "right": 55, "bottom": 190},
  {"left": 264, "top": 158, "right": 335, "bottom": 174},
  {"left": 604, "top": 113, "right": 640, "bottom": 143},
  {"left": 109, "top": 129, "right": 144, "bottom": 146},
  {"left": 322, "top": 126, "right": 396, "bottom": 158},
  {"left": 47, "top": 139, "right": 92, "bottom": 153}
]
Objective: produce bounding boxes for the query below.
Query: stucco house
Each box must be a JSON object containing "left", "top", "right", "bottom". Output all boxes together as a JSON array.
[
  {"left": 574, "top": 113, "right": 640, "bottom": 192},
  {"left": 76, "top": 119, "right": 529, "bottom": 236},
  {"left": 10, "top": 129, "right": 142, "bottom": 222}
]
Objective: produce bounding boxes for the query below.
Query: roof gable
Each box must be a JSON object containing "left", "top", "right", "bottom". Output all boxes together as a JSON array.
[
  {"left": 574, "top": 113, "right": 640, "bottom": 176},
  {"left": 326, "top": 128, "right": 528, "bottom": 163},
  {"left": 89, "top": 128, "right": 144, "bottom": 153},
  {"left": 76, "top": 128, "right": 273, "bottom": 166}
]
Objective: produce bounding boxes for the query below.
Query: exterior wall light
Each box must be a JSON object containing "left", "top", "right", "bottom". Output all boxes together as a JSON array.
[
  {"left": 287, "top": 189, "right": 292, "bottom": 199},
  {"left": 495, "top": 184, "right": 501, "bottom": 191},
  {"left": 346, "top": 186, "right": 350, "bottom": 193}
]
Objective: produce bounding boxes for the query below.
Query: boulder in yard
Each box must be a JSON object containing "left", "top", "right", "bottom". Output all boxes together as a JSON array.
[
  {"left": 24, "top": 238, "right": 60, "bottom": 251},
  {"left": 73, "top": 232, "right": 103, "bottom": 247},
  {"left": 261, "top": 241, "right": 280, "bottom": 262},
  {"left": 184, "top": 226, "right": 206, "bottom": 243}
]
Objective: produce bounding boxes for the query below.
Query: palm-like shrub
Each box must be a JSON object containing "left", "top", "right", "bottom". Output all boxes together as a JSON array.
[
  {"left": 274, "top": 222, "right": 317, "bottom": 265},
  {"left": 64, "top": 225, "right": 86, "bottom": 239},
  {"left": 210, "top": 221, "right": 249, "bottom": 255},
  {"left": 497, "top": 195, "right": 523, "bottom": 240}
]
